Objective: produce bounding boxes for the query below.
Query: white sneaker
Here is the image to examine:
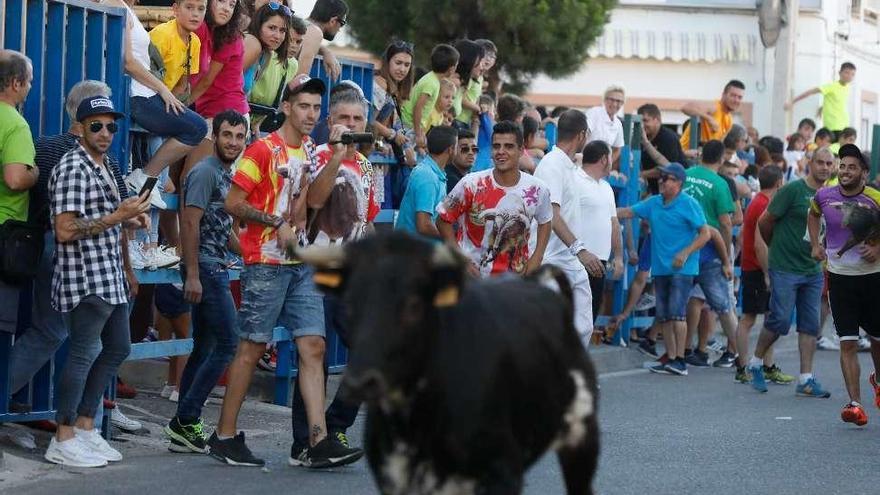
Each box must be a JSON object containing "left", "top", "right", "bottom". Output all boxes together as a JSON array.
[
  {"left": 149, "top": 245, "right": 180, "bottom": 269},
  {"left": 635, "top": 293, "right": 656, "bottom": 311},
  {"left": 160, "top": 383, "right": 175, "bottom": 398},
  {"left": 169, "top": 389, "right": 179, "bottom": 402},
  {"left": 125, "top": 168, "right": 167, "bottom": 209},
  {"left": 817, "top": 335, "right": 840, "bottom": 351},
  {"left": 110, "top": 408, "right": 142, "bottom": 432},
  {"left": 44, "top": 436, "right": 108, "bottom": 468},
  {"left": 858, "top": 336, "right": 871, "bottom": 351},
  {"left": 128, "top": 241, "right": 148, "bottom": 270},
  {"left": 74, "top": 427, "right": 123, "bottom": 462}
]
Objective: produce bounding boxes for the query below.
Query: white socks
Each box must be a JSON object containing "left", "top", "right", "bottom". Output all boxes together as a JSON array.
[{"left": 798, "top": 373, "right": 813, "bottom": 385}]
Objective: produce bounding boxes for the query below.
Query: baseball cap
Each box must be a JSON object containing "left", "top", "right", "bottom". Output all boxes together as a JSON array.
[
  {"left": 283, "top": 74, "right": 327, "bottom": 101},
  {"left": 838, "top": 143, "right": 868, "bottom": 170},
  {"left": 76, "top": 96, "right": 124, "bottom": 122},
  {"left": 658, "top": 162, "right": 687, "bottom": 182}
]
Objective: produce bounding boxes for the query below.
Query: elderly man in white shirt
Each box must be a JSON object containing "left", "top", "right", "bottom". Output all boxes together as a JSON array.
[
  {"left": 585, "top": 85, "right": 626, "bottom": 167},
  {"left": 535, "top": 110, "right": 623, "bottom": 348}
]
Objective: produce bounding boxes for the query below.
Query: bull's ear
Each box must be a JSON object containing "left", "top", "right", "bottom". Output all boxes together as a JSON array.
[
  {"left": 430, "top": 243, "right": 467, "bottom": 308},
  {"left": 294, "top": 245, "right": 348, "bottom": 294}
]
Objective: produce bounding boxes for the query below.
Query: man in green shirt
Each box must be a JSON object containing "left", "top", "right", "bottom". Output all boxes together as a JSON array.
[
  {"left": 0, "top": 49, "right": 38, "bottom": 337},
  {"left": 748, "top": 148, "right": 835, "bottom": 397},
  {"left": 786, "top": 62, "right": 856, "bottom": 135}
]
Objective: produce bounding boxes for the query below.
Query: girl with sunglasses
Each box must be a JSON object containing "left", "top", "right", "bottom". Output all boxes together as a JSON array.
[{"left": 242, "top": 2, "right": 292, "bottom": 96}]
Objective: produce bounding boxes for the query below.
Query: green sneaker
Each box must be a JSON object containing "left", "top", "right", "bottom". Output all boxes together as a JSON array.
[
  {"left": 332, "top": 430, "right": 350, "bottom": 448},
  {"left": 165, "top": 417, "right": 208, "bottom": 453},
  {"left": 764, "top": 364, "right": 794, "bottom": 385},
  {"left": 734, "top": 366, "right": 751, "bottom": 384}
]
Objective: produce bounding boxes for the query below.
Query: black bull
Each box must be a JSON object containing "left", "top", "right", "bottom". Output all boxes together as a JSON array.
[{"left": 297, "top": 232, "right": 599, "bottom": 494}]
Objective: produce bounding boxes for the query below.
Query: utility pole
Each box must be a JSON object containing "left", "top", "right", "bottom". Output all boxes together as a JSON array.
[{"left": 771, "top": 0, "right": 799, "bottom": 137}]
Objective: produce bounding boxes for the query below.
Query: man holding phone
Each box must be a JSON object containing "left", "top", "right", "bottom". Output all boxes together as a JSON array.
[{"left": 46, "top": 96, "right": 150, "bottom": 467}]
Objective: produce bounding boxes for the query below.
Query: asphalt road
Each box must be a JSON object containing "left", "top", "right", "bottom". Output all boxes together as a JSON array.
[{"left": 2, "top": 341, "right": 877, "bottom": 495}]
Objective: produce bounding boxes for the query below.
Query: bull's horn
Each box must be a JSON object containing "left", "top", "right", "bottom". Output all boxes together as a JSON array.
[
  {"left": 431, "top": 243, "right": 463, "bottom": 268},
  {"left": 294, "top": 244, "right": 346, "bottom": 268}
]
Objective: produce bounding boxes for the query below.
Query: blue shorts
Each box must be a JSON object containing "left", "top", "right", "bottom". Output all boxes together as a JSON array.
[
  {"left": 764, "top": 269, "right": 823, "bottom": 336},
  {"left": 692, "top": 259, "right": 731, "bottom": 313},
  {"left": 654, "top": 274, "right": 694, "bottom": 323},
  {"left": 638, "top": 234, "right": 651, "bottom": 273},
  {"left": 237, "top": 263, "right": 325, "bottom": 343},
  {"left": 155, "top": 283, "right": 191, "bottom": 318}
]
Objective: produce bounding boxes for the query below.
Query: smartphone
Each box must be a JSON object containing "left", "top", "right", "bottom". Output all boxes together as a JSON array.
[{"left": 138, "top": 176, "right": 159, "bottom": 198}]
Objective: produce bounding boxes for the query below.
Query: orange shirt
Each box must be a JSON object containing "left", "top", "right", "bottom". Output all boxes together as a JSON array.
[{"left": 680, "top": 100, "right": 733, "bottom": 150}]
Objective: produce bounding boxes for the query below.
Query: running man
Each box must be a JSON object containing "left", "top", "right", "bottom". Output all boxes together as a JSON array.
[{"left": 808, "top": 143, "right": 880, "bottom": 425}]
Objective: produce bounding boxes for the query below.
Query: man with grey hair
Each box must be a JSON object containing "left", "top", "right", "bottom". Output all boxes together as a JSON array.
[
  {"left": 6, "top": 79, "right": 141, "bottom": 432},
  {"left": 585, "top": 85, "right": 625, "bottom": 165}
]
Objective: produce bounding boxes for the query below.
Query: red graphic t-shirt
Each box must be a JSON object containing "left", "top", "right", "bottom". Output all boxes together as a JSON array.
[
  {"left": 309, "top": 145, "right": 380, "bottom": 245},
  {"left": 741, "top": 191, "right": 769, "bottom": 272}
]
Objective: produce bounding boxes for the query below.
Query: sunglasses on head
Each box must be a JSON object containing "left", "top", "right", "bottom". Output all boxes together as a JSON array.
[
  {"left": 88, "top": 121, "right": 118, "bottom": 134},
  {"left": 267, "top": 1, "right": 292, "bottom": 16},
  {"left": 459, "top": 145, "right": 478, "bottom": 153},
  {"left": 391, "top": 39, "right": 414, "bottom": 52}
]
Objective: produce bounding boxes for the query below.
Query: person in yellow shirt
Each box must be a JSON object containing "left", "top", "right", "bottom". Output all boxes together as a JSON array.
[
  {"left": 680, "top": 79, "right": 745, "bottom": 150},
  {"left": 786, "top": 62, "right": 856, "bottom": 135},
  {"left": 149, "top": 0, "right": 206, "bottom": 102}
]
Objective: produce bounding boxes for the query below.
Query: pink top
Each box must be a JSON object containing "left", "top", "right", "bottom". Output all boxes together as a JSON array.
[{"left": 193, "top": 22, "right": 249, "bottom": 118}]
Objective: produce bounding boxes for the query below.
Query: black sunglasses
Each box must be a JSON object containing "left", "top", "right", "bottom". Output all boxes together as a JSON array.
[
  {"left": 267, "top": 1, "right": 292, "bottom": 16},
  {"left": 459, "top": 145, "right": 478, "bottom": 153},
  {"left": 337, "top": 16, "right": 346, "bottom": 26},
  {"left": 391, "top": 39, "right": 414, "bottom": 52},
  {"left": 89, "top": 121, "right": 118, "bottom": 134}
]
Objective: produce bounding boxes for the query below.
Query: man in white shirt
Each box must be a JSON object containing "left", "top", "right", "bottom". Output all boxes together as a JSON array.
[
  {"left": 585, "top": 85, "right": 625, "bottom": 166},
  {"left": 536, "top": 111, "right": 623, "bottom": 348}
]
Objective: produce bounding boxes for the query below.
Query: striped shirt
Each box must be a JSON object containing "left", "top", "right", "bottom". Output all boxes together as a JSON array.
[
  {"left": 31, "top": 132, "right": 128, "bottom": 230},
  {"left": 49, "top": 144, "right": 129, "bottom": 312}
]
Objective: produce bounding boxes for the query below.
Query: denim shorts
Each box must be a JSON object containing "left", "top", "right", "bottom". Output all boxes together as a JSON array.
[
  {"left": 237, "top": 263, "right": 325, "bottom": 343},
  {"left": 131, "top": 94, "right": 208, "bottom": 146},
  {"left": 154, "top": 283, "right": 191, "bottom": 318},
  {"left": 691, "top": 259, "right": 731, "bottom": 313},
  {"left": 654, "top": 274, "right": 694, "bottom": 323},
  {"left": 764, "top": 269, "right": 823, "bottom": 336}
]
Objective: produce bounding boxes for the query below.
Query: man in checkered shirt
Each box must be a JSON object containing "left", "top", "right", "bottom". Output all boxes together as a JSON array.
[{"left": 44, "top": 96, "right": 150, "bottom": 469}]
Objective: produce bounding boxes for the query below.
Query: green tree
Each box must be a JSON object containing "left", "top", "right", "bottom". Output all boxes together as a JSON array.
[{"left": 345, "top": 0, "right": 616, "bottom": 92}]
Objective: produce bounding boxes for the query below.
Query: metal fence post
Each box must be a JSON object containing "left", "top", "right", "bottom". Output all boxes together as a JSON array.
[{"left": 871, "top": 124, "right": 880, "bottom": 182}]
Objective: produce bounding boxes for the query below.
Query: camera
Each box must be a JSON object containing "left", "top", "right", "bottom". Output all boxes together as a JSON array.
[{"left": 336, "top": 132, "right": 375, "bottom": 145}]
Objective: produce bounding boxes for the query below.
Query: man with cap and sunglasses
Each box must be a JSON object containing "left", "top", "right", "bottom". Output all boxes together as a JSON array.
[
  {"left": 45, "top": 96, "right": 151, "bottom": 468},
  {"left": 617, "top": 163, "right": 711, "bottom": 376},
  {"left": 808, "top": 143, "right": 880, "bottom": 425},
  {"left": 210, "top": 74, "right": 361, "bottom": 468}
]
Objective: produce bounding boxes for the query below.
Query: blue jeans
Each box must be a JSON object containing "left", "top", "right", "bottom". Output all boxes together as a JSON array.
[
  {"left": 654, "top": 274, "right": 694, "bottom": 323},
  {"left": 292, "top": 294, "right": 359, "bottom": 446},
  {"left": 175, "top": 262, "right": 238, "bottom": 421},
  {"left": 237, "top": 263, "right": 325, "bottom": 343},
  {"left": 130, "top": 94, "right": 208, "bottom": 147},
  {"left": 764, "top": 269, "right": 823, "bottom": 336},
  {"left": 9, "top": 233, "right": 68, "bottom": 393},
  {"left": 55, "top": 296, "right": 131, "bottom": 425},
  {"left": 694, "top": 259, "right": 731, "bottom": 313}
]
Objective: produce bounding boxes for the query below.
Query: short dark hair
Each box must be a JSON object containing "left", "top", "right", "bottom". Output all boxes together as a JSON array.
[
  {"left": 457, "top": 129, "right": 475, "bottom": 141},
  {"left": 492, "top": 121, "right": 524, "bottom": 148},
  {"left": 724, "top": 79, "right": 746, "bottom": 92},
  {"left": 430, "top": 44, "right": 459, "bottom": 74},
  {"left": 841, "top": 62, "right": 856, "bottom": 71},
  {"left": 290, "top": 15, "right": 308, "bottom": 35},
  {"left": 522, "top": 116, "right": 539, "bottom": 143},
  {"left": 496, "top": 94, "right": 526, "bottom": 122},
  {"left": 426, "top": 125, "right": 458, "bottom": 155},
  {"left": 582, "top": 140, "right": 610, "bottom": 164},
  {"left": 702, "top": 140, "right": 725, "bottom": 164},
  {"left": 815, "top": 127, "right": 833, "bottom": 142},
  {"left": 0, "top": 50, "right": 30, "bottom": 92},
  {"left": 474, "top": 39, "right": 496, "bottom": 55},
  {"left": 556, "top": 109, "right": 588, "bottom": 142},
  {"left": 309, "top": 0, "right": 348, "bottom": 23},
  {"left": 637, "top": 103, "right": 661, "bottom": 120},
  {"left": 212, "top": 109, "right": 248, "bottom": 136},
  {"left": 840, "top": 127, "right": 857, "bottom": 140},
  {"left": 798, "top": 118, "right": 816, "bottom": 131},
  {"left": 549, "top": 106, "right": 569, "bottom": 119},
  {"left": 758, "top": 163, "right": 783, "bottom": 190}
]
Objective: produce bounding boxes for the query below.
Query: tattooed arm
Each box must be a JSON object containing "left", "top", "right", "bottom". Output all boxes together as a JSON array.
[
  {"left": 55, "top": 193, "right": 150, "bottom": 243},
  {"left": 224, "top": 184, "right": 284, "bottom": 228}
]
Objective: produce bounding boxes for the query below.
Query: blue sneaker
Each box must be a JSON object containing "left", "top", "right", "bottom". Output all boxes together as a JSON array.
[
  {"left": 664, "top": 359, "right": 688, "bottom": 376},
  {"left": 749, "top": 365, "right": 768, "bottom": 393},
  {"left": 650, "top": 363, "right": 671, "bottom": 374},
  {"left": 796, "top": 377, "right": 831, "bottom": 398}
]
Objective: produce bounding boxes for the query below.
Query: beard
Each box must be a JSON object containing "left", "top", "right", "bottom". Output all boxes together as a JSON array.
[{"left": 323, "top": 30, "right": 336, "bottom": 41}]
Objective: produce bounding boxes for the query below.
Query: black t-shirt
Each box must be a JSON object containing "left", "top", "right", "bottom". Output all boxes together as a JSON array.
[
  {"left": 445, "top": 164, "right": 466, "bottom": 193},
  {"left": 642, "top": 126, "right": 686, "bottom": 194}
]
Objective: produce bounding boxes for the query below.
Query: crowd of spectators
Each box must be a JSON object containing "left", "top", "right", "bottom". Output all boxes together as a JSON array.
[{"left": 2, "top": 0, "right": 880, "bottom": 475}]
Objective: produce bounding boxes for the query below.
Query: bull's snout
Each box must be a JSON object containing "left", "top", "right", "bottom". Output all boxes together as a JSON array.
[{"left": 340, "top": 369, "right": 387, "bottom": 403}]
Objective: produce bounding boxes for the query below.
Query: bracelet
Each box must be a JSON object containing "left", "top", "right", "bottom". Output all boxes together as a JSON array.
[
  {"left": 568, "top": 240, "right": 586, "bottom": 257},
  {"left": 271, "top": 216, "right": 285, "bottom": 229}
]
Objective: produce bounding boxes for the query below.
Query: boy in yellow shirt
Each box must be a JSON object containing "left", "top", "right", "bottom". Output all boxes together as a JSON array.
[
  {"left": 786, "top": 62, "right": 856, "bottom": 136},
  {"left": 149, "top": 0, "right": 206, "bottom": 101},
  {"left": 401, "top": 44, "right": 459, "bottom": 153}
]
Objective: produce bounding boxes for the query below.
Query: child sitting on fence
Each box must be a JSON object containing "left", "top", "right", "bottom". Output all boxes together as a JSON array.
[{"left": 401, "top": 43, "right": 459, "bottom": 155}]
